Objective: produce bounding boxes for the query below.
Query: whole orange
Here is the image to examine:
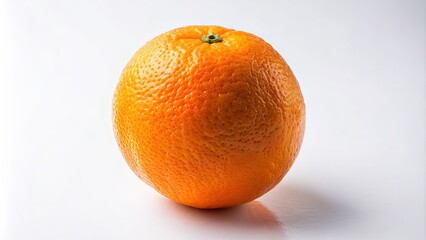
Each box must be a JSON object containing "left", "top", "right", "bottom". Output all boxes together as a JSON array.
[{"left": 113, "top": 26, "right": 305, "bottom": 209}]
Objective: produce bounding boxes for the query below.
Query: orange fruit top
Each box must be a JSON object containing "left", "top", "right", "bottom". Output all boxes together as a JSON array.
[{"left": 113, "top": 25, "right": 305, "bottom": 209}]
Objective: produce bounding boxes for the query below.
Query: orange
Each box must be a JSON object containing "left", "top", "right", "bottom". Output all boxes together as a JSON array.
[{"left": 113, "top": 25, "right": 305, "bottom": 209}]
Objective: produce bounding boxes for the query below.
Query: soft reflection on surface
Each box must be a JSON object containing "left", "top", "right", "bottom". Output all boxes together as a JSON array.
[
  {"left": 162, "top": 184, "right": 354, "bottom": 239},
  {"left": 165, "top": 200, "right": 284, "bottom": 231},
  {"left": 261, "top": 184, "right": 355, "bottom": 231}
]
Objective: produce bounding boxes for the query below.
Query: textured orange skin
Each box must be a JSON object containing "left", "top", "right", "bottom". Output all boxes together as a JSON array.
[{"left": 113, "top": 26, "right": 305, "bottom": 209}]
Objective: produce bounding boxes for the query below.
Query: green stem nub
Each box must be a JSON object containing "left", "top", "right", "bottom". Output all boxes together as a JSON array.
[{"left": 201, "top": 32, "right": 222, "bottom": 44}]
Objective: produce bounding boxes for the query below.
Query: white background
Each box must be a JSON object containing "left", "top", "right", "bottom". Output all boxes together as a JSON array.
[{"left": 1, "top": 0, "right": 425, "bottom": 239}]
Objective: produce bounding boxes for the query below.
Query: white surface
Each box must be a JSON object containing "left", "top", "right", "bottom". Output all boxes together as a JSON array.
[{"left": 1, "top": 0, "right": 425, "bottom": 239}]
